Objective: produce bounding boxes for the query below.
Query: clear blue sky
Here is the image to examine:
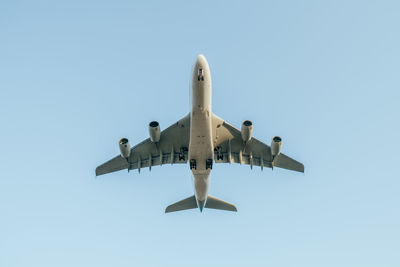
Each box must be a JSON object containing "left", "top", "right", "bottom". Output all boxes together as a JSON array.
[{"left": 1, "top": 1, "right": 399, "bottom": 266}]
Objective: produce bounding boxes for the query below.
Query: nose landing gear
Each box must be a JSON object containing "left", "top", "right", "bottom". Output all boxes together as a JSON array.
[{"left": 197, "top": 68, "right": 204, "bottom": 81}]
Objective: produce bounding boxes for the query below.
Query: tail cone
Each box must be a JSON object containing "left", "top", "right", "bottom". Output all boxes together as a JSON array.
[{"left": 198, "top": 200, "right": 205, "bottom": 213}]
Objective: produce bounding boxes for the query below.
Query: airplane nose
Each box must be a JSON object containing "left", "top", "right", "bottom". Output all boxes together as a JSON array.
[{"left": 196, "top": 54, "right": 206, "bottom": 66}]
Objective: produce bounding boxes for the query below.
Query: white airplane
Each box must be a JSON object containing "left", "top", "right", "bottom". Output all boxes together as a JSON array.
[{"left": 96, "top": 54, "right": 304, "bottom": 213}]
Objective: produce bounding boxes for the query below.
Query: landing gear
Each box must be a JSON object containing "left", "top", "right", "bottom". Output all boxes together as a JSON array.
[
  {"left": 179, "top": 147, "right": 188, "bottom": 161},
  {"left": 197, "top": 68, "right": 204, "bottom": 81},
  {"left": 206, "top": 159, "right": 213, "bottom": 170},
  {"left": 215, "top": 146, "right": 223, "bottom": 160},
  {"left": 190, "top": 159, "right": 197, "bottom": 170}
]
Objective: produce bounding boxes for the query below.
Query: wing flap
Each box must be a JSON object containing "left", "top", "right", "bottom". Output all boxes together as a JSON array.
[{"left": 96, "top": 151, "right": 189, "bottom": 176}]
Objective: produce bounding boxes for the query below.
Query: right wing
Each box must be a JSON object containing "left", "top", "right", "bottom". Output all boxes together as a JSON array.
[
  {"left": 96, "top": 114, "right": 190, "bottom": 176},
  {"left": 212, "top": 114, "right": 304, "bottom": 172}
]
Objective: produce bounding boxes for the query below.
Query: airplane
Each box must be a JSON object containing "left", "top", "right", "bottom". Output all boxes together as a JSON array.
[{"left": 95, "top": 54, "right": 304, "bottom": 213}]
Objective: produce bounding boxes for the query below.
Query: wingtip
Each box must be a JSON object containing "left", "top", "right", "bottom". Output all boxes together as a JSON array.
[
  {"left": 165, "top": 205, "right": 173, "bottom": 213},
  {"left": 95, "top": 166, "right": 101, "bottom": 176}
]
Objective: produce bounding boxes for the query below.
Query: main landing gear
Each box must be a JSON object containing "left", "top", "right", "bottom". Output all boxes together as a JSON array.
[
  {"left": 179, "top": 147, "right": 188, "bottom": 161},
  {"left": 190, "top": 159, "right": 197, "bottom": 170},
  {"left": 189, "top": 159, "right": 213, "bottom": 170},
  {"left": 215, "top": 146, "right": 223, "bottom": 160},
  {"left": 206, "top": 159, "right": 213, "bottom": 170}
]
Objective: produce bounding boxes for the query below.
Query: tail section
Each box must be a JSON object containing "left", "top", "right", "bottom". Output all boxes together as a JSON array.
[
  {"left": 205, "top": 195, "right": 237, "bottom": 212},
  {"left": 165, "top": 195, "right": 237, "bottom": 213},
  {"left": 165, "top": 195, "right": 197, "bottom": 213}
]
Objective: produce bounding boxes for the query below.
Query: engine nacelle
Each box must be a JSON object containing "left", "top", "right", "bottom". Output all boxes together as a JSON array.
[
  {"left": 149, "top": 121, "right": 161, "bottom": 143},
  {"left": 241, "top": 120, "right": 253, "bottom": 142},
  {"left": 271, "top": 136, "right": 282, "bottom": 158},
  {"left": 119, "top": 138, "right": 131, "bottom": 158}
]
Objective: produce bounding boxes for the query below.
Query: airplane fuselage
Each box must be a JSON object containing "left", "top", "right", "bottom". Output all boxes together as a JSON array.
[{"left": 189, "top": 55, "right": 213, "bottom": 210}]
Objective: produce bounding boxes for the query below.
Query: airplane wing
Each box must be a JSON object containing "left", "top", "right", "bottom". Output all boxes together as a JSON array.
[
  {"left": 96, "top": 114, "right": 190, "bottom": 176},
  {"left": 212, "top": 114, "right": 304, "bottom": 172}
]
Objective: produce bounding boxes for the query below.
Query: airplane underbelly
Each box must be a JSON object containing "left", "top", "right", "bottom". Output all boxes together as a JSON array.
[
  {"left": 189, "top": 110, "right": 213, "bottom": 202},
  {"left": 189, "top": 110, "right": 213, "bottom": 168},
  {"left": 193, "top": 173, "right": 209, "bottom": 202}
]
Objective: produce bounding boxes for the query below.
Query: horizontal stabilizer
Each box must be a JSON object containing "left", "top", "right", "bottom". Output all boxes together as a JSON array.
[
  {"left": 205, "top": 195, "right": 237, "bottom": 212},
  {"left": 165, "top": 195, "right": 197, "bottom": 213}
]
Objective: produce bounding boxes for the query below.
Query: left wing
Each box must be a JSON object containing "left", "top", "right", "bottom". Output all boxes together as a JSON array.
[
  {"left": 96, "top": 114, "right": 190, "bottom": 176},
  {"left": 212, "top": 114, "right": 304, "bottom": 172}
]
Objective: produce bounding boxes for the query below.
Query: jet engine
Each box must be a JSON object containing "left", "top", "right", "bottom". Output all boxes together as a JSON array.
[
  {"left": 149, "top": 121, "right": 161, "bottom": 143},
  {"left": 241, "top": 120, "right": 253, "bottom": 142},
  {"left": 271, "top": 136, "right": 282, "bottom": 158},
  {"left": 119, "top": 138, "right": 131, "bottom": 158}
]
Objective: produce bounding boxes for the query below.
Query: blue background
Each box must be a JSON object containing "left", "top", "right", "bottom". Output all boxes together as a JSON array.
[{"left": 1, "top": 1, "right": 399, "bottom": 266}]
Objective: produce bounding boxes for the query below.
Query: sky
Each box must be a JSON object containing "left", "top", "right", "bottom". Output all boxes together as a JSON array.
[{"left": 1, "top": 0, "right": 399, "bottom": 266}]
